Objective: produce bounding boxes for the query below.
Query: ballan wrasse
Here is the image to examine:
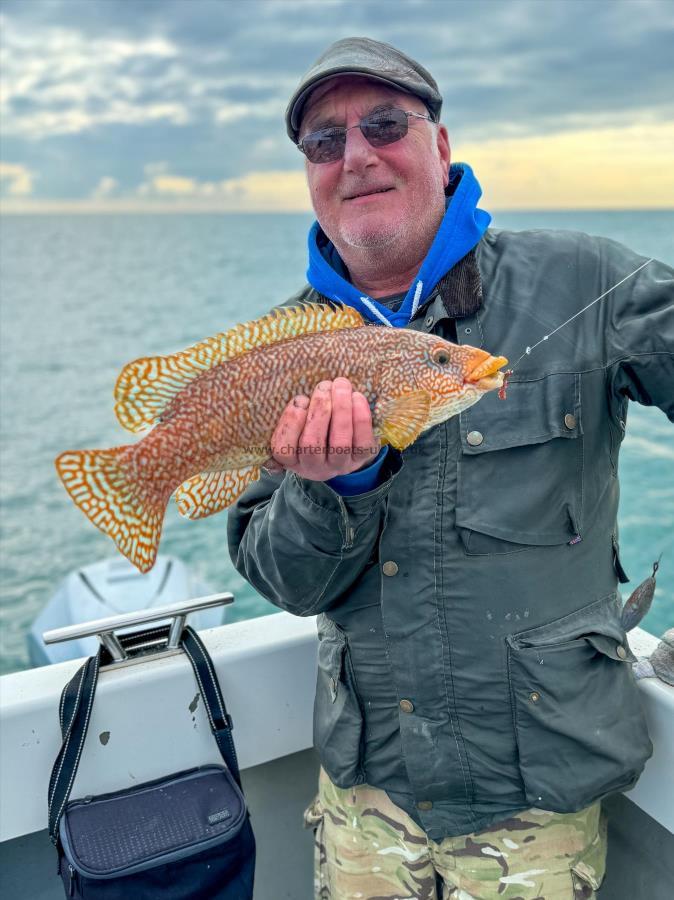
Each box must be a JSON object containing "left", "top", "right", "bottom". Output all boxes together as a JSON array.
[{"left": 56, "top": 303, "right": 508, "bottom": 572}]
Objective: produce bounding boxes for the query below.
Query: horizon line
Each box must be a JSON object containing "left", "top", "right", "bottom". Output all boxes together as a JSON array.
[{"left": 2, "top": 206, "right": 673, "bottom": 217}]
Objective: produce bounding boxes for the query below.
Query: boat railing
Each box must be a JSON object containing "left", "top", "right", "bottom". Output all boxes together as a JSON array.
[{"left": 42, "top": 592, "right": 234, "bottom": 663}]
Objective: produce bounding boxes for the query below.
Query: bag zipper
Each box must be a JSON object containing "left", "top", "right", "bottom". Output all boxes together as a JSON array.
[{"left": 68, "top": 864, "right": 76, "bottom": 897}]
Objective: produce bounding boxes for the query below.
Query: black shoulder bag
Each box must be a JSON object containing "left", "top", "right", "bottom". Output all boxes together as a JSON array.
[{"left": 48, "top": 625, "right": 255, "bottom": 899}]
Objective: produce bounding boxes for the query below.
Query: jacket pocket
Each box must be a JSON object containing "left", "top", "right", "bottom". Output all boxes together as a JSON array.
[
  {"left": 506, "top": 592, "right": 652, "bottom": 812},
  {"left": 456, "top": 373, "right": 583, "bottom": 552},
  {"left": 314, "top": 615, "right": 364, "bottom": 787}
]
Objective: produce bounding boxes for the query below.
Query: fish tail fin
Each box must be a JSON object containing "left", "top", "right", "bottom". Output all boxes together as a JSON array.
[{"left": 55, "top": 446, "right": 167, "bottom": 573}]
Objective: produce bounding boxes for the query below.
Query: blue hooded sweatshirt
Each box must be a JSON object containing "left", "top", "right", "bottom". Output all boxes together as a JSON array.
[{"left": 305, "top": 162, "right": 490, "bottom": 493}]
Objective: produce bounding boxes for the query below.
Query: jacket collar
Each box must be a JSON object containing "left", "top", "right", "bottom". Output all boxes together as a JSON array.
[{"left": 433, "top": 245, "right": 483, "bottom": 321}]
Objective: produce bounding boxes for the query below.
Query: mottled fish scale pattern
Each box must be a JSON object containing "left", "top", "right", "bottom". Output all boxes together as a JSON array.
[
  {"left": 114, "top": 303, "right": 364, "bottom": 433},
  {"left": 304, "top": 769, "right": 606, "bottom": 899},
  {"left": 56, "top": 303, "right": 506, "bottom": 572}
]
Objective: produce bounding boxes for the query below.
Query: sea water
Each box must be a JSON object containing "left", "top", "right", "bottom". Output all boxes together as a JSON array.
[{"left": 0, "top": 210, "right": 672, "bottom": 675}]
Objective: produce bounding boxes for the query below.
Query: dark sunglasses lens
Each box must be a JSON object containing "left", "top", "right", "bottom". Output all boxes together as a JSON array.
[
  {"left": 302, "top": 129, "right": 345, "bottom": 164},
  {"left": 361, "top": 109, "right": 408, "bottom": 147}
]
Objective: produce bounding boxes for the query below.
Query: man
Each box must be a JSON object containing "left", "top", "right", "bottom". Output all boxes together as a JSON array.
[{"left": 228, "top": 37, "right": 674, "bottom": 899}]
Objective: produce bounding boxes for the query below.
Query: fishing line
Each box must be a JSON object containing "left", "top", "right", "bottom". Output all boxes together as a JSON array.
[{"left": 508, "top": 257, "right": 655, "bottom": 374}]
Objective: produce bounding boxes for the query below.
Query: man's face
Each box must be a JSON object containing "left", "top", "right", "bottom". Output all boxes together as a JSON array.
[{"left": 299, "top": 76, "right": 450, "bottom": 255}]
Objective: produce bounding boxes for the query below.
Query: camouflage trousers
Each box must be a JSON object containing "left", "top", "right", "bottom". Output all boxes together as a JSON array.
[{"left": 303, "top": 769, "right": 607, "bottom": 900}]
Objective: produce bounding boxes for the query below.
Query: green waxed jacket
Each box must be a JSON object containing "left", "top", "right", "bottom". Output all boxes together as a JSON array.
[{"left": 228, "top": 228, "right": 674, "bottom": 840}]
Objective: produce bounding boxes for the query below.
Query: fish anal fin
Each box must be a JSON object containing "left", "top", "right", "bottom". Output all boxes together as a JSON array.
[
  {"left": 175, "top": 466, "right": 260, "bottom": 520},
  {"left": 378, "top": 391, "right": 432, "bottom": 450},
  {"left": 114, "top": 303, "right": 365, "bottom": 433}
]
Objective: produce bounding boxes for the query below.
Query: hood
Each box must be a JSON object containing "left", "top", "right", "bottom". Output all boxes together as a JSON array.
[{"left": 306, "top": 162, "right": 491, "bottom": 327}]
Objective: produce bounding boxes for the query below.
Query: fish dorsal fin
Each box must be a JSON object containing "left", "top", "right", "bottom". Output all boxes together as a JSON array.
[{"left": 114, "top": 302, "right": 365, "bottom": 433}]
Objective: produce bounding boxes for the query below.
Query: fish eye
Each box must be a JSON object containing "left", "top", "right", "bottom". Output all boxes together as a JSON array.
[{"left": 432, "top": 349, "right": 451, "bottom": 366}]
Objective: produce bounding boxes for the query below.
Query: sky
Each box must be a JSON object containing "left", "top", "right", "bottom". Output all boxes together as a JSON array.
[{"left": 1, "top": 0, "right": 673, "bottom": 212}]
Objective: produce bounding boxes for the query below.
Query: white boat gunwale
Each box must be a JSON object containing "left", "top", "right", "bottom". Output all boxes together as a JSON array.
[{"left": 0, "top": 616, "right": 671, "bottom": 844}]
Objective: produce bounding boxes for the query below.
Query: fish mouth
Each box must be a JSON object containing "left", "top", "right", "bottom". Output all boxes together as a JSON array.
[{"left": 464, "top": 355, "right": 509, "bottom": 390}]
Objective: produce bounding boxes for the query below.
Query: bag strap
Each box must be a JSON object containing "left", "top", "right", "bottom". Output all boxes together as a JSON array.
[
  {"left": 181, "top": 626, "right": 242, "bottom": 789},
  {"left": 47, "top": 625, "right": 241, "bottom": 845},
  {"left": 48, "top": 650, "right": 102, "bottom": 844}
]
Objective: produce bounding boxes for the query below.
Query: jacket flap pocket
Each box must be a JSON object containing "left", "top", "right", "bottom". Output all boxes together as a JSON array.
[
  {"left": 317, "top": 614, "right": 346, "bottom": 676},
  {"left": 460, "top": 373, "right": 581, "bottom": 454},
  {"left": 314, "top": 615, "right": 364, "bottom": 786},
  {"left": 506, "top": 593, "right": 652, "bottom": 811},
  {"left": 508, "top": 593, "right": 624, "bottom": 650},
  {"left": 456, "top": 373, "right": 583, "bottom": 546},
  {"left": 586, "top": 633, "right": 636, "bottom": 663}
]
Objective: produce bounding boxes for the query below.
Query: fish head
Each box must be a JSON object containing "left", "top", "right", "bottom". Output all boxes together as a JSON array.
[{"left": 412, "top": 337, "right": 508, "bottom": 426}]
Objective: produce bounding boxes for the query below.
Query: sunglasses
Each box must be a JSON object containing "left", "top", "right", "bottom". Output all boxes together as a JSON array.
[{"left": 297, "top": 107, "right": 435, "bottom": 164}]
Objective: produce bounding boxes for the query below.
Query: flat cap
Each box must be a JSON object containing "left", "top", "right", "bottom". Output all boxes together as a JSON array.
[{"left": 285, "top": 36, "right": 442, "bottom": 143}]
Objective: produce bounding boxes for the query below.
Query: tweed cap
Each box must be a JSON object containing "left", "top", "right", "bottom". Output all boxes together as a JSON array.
[{"left": 285, "top": 37, "right": 443, "bottom": 142}]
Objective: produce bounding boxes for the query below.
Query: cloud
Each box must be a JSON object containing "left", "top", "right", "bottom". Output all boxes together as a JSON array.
[
  {"left": 0, "top": 19, "right": 187, "bottom": 137},
  {"left": 135, "top": 166, "right": 310, "bottom": 210},
  {"left": 458, "top": 122, "right": 674, "bottom": 210},
  {"left": 0, "top": 11, "right": 288, "bottom": 141},
  {"left": 0, "top": 162, "right": 35, "bottom": 195},
  {"left": 138, "top": 173, "right": 200, "bottom": 196},
  {"left": 1, "top": 0, "right": 673, "bottom": 208},
  {"left": 91, "top": 176, "right": 118, "bottom": 198},
  {"left": 214, "top": 100, "right": 281, "bottom": 124}
]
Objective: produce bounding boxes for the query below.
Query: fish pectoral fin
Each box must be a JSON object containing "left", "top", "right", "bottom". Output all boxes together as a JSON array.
[
  {"left": 379, "top": 391, "right": 432, "bottom": 450},
  {"left": 175, "top": 466, "right": 260, "bottom": 519}
]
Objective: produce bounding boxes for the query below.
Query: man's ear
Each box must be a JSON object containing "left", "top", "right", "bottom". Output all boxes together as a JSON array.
[{"left": 437, "top": 125, "right": 451, "bottom": 187}]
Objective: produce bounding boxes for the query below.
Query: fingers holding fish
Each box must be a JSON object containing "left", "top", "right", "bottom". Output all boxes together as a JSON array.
[
  {"left": 270, "top": 394, "right": 311, "bottom": 469},
  {"left": 351, "top": 391, "right": 380, "bottom": 469},
  {"left": 297, "top": 381, "right": 379, "bottom": 480},
  {"left": 269, "top": 379, "right": 378, "bottom": 482},
  {"left": 327, "top": 378, "right": 355, "bottom": 475},
  {"left": 297, "top": 380, "right": 333, "bottom": 477}
]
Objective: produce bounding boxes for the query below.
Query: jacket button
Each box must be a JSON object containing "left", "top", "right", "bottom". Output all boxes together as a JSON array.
[
  {"left": 617, "top": 645, "right": 627, "bottom": 660},
  {"left": 399, "top": 699, "right": 415, "bottom": 713},
  {"left": 425, "top": 314, "right": 434, "bottom": 328},
  {"left": 382, "top": 560, "right": 399, "bottom": 576},
  {"left": 564, "top": 413, "right": 576, "bottom": 430},
  {"left": 467, "top": 431, "right": 484, "bottom": 446},
  {"left": 417, "top": 800, "right": 433, "bottom": 811},
  {"left": 529, "top": 691, "right": 541, "bottom": 703}
]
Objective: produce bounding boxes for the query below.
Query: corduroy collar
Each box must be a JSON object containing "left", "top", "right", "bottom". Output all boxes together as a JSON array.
[{"left": 430, "top": 245, "right": 483, "bottom": 321}]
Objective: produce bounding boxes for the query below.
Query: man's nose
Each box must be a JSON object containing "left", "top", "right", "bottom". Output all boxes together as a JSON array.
[{"left": 342, "top": 125, "right": 379, "bottom": 172}]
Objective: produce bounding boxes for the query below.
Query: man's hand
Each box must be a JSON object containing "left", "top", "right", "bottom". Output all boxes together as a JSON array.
[{"left": 268, "top": 377, "right": 380, "bottom": 481}]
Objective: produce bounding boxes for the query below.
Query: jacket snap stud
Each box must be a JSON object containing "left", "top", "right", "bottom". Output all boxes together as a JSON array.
[
  {"left": 616, "top": 645, "right": 627, "bottom": 660},
  {"left": 399, "top": 699, "right": 414, "bottom": 713},
  {"left": 425, "top": 314, "right": 434, "bottom": 328},
  {"left": 467, "top": 431, "right": 484, "bottom": 446},
  {"left": 529, "top": 691, "right": 541, "bottom": 703},
  {"left": 564, "top": 413, "right": 577, "bottom": 430},
  {"left": 417, "top": 800, "right": 433, "bottom": 811},
  {"left": 382, "top": 560, "right": 399, "bottom": 576}
]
